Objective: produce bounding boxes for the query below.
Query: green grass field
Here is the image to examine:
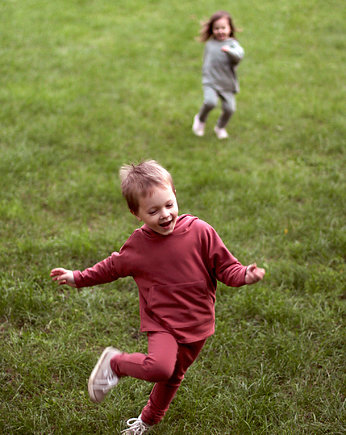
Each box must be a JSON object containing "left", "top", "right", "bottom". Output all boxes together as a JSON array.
[{"left": 0, "top": 0, "right": 345, "bottom": 433}]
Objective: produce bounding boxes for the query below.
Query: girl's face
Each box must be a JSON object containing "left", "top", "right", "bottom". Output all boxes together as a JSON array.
[{"left": 212, "top": 16, "right": 231, "bottom": 41}]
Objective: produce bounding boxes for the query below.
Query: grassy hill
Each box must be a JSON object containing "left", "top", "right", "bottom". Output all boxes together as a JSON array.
[{"left": 0, "top": 0, "right": 344, "bottom": 433}]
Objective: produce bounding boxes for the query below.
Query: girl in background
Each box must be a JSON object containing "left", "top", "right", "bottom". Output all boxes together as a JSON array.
[{"left": 192, "top": 11, "right": 244, "bottom": 139}]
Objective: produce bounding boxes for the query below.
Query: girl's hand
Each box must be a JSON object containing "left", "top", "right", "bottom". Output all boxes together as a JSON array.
[
  {"left": 50, "top": 268, "right": 77, "bottom": 288},
  {"left": 221, "top": 45, "right": 230, "bottom": 53},
  {"left": 245, "top": 263, "right": 265, "bottom": 285}
]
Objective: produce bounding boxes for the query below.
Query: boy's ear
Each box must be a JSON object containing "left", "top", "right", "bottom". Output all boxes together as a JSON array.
[{"left": 130, "top": 209, "right": 141, "bottom": 222}]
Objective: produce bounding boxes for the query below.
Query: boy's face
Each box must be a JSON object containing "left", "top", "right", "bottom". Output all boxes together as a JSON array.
[
  {"left": 212, "top": 17, "right": 231, "bottom": 41},
  {"left": 134, "top": 184, "right": 178, "bottom": 236}
]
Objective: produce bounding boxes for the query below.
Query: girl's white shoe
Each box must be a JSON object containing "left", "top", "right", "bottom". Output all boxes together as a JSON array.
[
  {"left": 192, "top": 114, "right": 205, "bottom": 136},
  {"left": 121, "top": 415, "right": 150, "bottom": 434},
  {"left": 214, "top": 126, "right": 229, "bottom": 139}
]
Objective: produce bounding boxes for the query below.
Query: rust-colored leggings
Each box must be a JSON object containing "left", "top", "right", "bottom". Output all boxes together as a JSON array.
[{"left": 110, "top": 331, "right": 206, "bottom": 425}]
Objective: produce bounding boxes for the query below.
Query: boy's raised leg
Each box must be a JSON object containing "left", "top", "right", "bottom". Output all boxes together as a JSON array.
[{"left": 88, "top": 346, "right": 122, "bottom": 403}]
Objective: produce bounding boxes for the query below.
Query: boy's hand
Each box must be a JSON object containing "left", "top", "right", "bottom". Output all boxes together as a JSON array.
[
  {"left": 50, "top": 268, "right": 77, "bottom": 287},
  {"left": 245, "top": 263, "right": 265, "bottom": 285}
]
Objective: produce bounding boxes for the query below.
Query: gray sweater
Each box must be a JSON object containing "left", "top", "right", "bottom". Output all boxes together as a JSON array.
[{"left": 202, "top": 38, "right": 244, "bottom": 93}]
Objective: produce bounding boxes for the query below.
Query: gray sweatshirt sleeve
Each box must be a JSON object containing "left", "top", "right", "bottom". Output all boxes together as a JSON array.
[{"left": 223, "top": 39, "right": 244, "bottom": 64}]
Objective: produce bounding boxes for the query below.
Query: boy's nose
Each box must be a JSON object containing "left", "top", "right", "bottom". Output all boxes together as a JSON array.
[{"left": 160, "top": 208, "right": 170, "bottom": 219}]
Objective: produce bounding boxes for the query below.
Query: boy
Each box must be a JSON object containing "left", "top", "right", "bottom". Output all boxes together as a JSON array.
[{"left": 50, "top": 160, "right": 265, "bottom": 434}]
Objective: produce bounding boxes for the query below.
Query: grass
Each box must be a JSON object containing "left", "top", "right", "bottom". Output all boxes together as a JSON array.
[{"left": 0, "top": 0, "right": 345, "bottom": 433}]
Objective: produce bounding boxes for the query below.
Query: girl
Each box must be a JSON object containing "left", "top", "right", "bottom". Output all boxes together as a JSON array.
[{"left": 192, "top": 11, "right": 244, "bottom": 139}]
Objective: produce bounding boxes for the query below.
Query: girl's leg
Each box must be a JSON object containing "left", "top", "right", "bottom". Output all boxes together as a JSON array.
[
  {"left": 110, "top": 332, "right": 178, "bottom": 382},
  {"left": 140, "top": 338, "right": 206, "bottom": 426},
  {"left": 198, "top": 86, "right": 218, "bottom": 122},
  {"left": 216, "top": 92, "right": 236, "bottom": 128}
]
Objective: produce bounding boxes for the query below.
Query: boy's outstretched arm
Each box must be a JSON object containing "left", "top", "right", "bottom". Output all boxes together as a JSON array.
[
  {"left": 245, "top": 263, "right": 265, "bottom": 285},
  {"left": 50, "top": 268, "right": 77, "bottom": 288}
]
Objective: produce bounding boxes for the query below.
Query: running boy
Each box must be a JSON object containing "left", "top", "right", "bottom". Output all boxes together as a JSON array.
[{"left": 50, "top": 160, "right": 265, "bottom": 434}]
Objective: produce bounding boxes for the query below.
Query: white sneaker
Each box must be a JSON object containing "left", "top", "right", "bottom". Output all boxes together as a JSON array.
[
  {"left": 121, "top": 414, "right": 150, "bottom": 434},
  {"left": 192, "top": 114, "right": 205, "bottom": 136},
  {"left": 88, "top": 346, "right": 121, "bottom": 403},
  {"left": 214, "top": 126, "right": 229, "bottom": 139}
]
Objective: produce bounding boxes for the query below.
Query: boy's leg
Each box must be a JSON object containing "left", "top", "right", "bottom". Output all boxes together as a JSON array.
[
  {"left": 140, "top": 338, "right": 206, "bottom": 426},
  {"left": 110, "top": 332, "right": 178, "bottom": 383},
  {"left": 198, "top": 86, "right": 218, "bottom": 122},
  {"left": 217, "top": 91, "right": 236, "bottom": 128},
  {"left": 88, "top": 347, "right": 122, "bottom": 403}
]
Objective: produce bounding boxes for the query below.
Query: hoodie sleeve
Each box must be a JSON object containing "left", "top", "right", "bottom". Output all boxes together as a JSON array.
[
  {"left": 72, "top": 233, "right": 138, "bottom": 288},
  {"left": 73, "top": 251, "right": 122, "bottom": 288},
  {"left": 202, "top": 222, "right": 247, "bottom": 287}
]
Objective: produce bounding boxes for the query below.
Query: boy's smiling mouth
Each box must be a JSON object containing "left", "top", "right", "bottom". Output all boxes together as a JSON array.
[{"left": 160, "top": 220, "right": 172, "bottom": 228}]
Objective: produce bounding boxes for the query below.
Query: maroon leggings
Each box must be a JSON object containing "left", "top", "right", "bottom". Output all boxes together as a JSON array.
[{"left": 110, "top": 332, "right": 206, "bottom": 425}]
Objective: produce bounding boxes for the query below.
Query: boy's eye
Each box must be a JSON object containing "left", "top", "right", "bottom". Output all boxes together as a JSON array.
[{"left": 148, "top": 210, "right": 157, "bottom": 215}]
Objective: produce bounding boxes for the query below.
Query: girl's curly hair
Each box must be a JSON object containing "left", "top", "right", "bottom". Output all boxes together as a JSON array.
[{"left": 199, "top": 10, "right": 239, "bottom": 42}]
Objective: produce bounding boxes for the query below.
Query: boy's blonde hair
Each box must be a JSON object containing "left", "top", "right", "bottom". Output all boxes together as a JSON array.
[{"left": 119, "top": 160, "right": 175, "bottom": 214}]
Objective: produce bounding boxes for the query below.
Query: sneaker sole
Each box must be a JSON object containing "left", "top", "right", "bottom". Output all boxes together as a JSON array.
[
  {"left": 192, "top": 115, "right": 205, "bottom": 136},
  {"left": 213, "top": 128, "right": 228, "bottom": 139},
  {"left": 192, "top": 130, "right": 204, "bottom": 137},
  {"left": 88, "top": 346, "right": 117, "bottom": 403}
]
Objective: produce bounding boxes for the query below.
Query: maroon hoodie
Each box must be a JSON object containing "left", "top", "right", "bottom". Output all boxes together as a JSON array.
[{"left": 73, "top": 214, "right": 247, "bottom": 343}]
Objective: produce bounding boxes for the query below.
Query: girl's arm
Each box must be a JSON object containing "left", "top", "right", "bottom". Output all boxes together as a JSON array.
[{"left": 221, "top": 40, "right": 244, "bottom": 64}]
